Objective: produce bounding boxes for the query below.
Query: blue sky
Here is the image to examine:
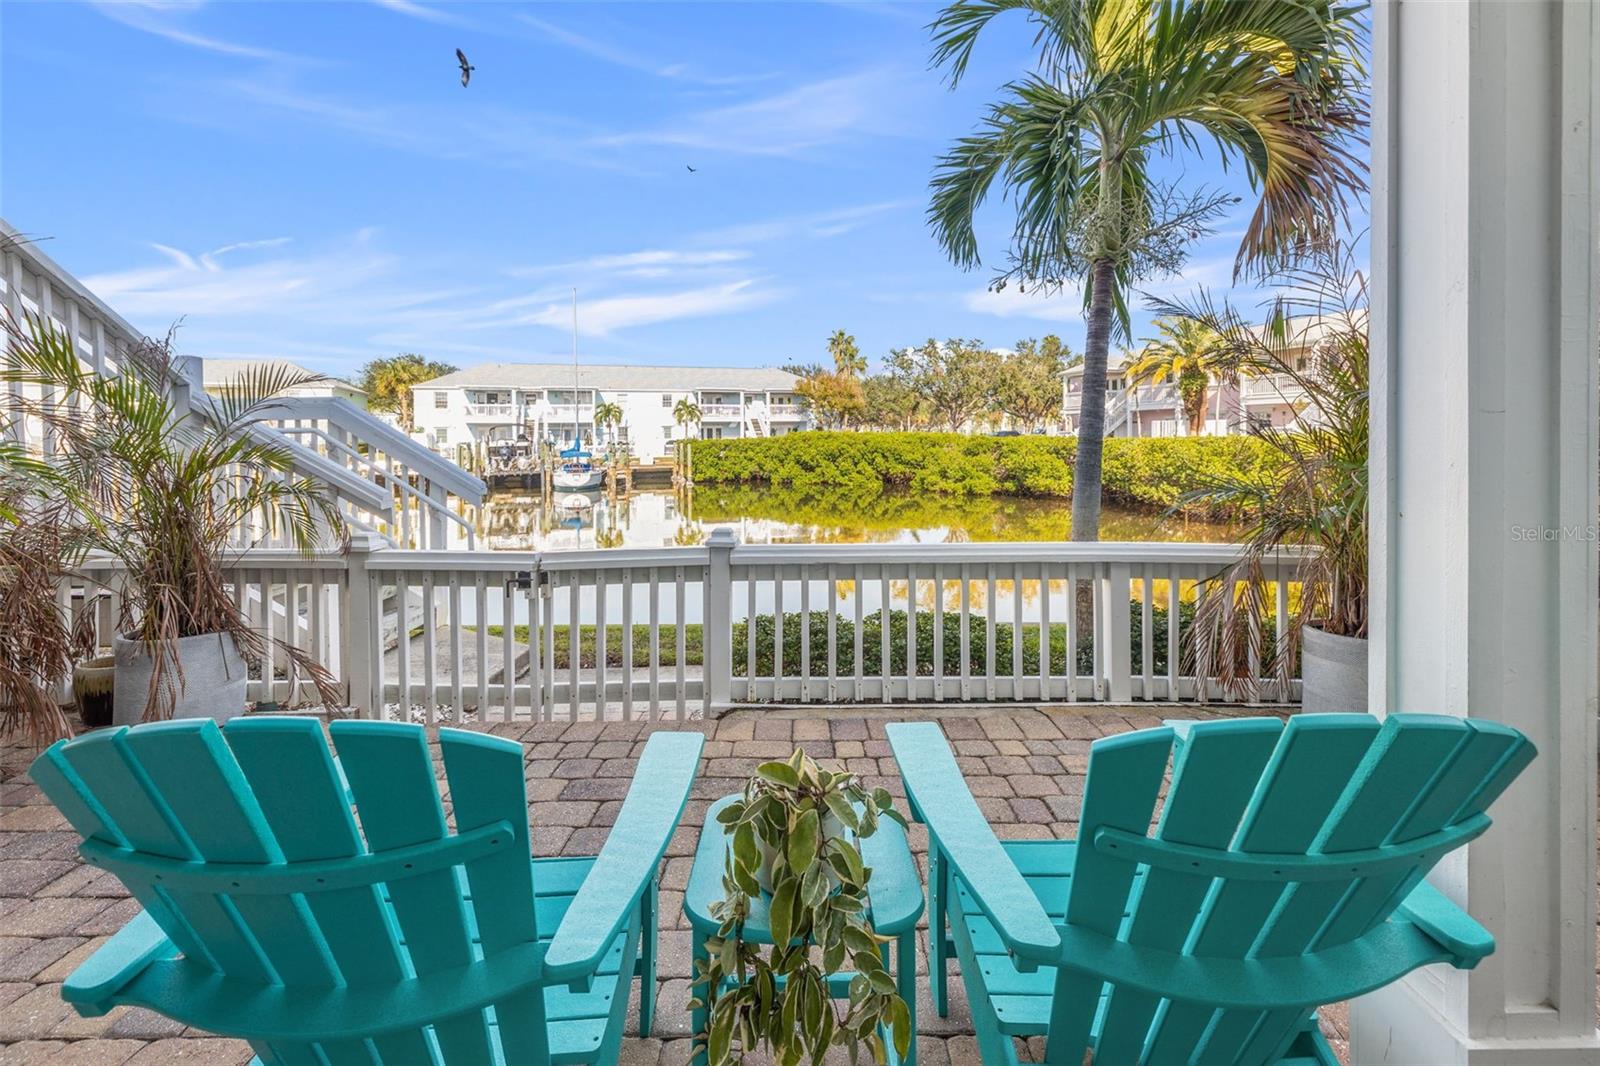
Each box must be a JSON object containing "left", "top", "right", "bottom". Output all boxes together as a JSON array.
[{"left": 1, "top": 1, "right": 1361, "bottom": 378}]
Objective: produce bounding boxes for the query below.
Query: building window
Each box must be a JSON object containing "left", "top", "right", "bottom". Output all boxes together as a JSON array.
[
  {"left": 434, "top": 391, "right": 448, "bottom": 409},
  {"left": 435, "top": 428, "right": 449, "bottom": 445},
  {"left": 662, "top": 394, "right": 673, "bottom": 407}
]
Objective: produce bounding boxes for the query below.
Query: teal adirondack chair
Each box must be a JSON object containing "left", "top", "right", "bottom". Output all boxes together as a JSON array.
[
  {"left": 887, "top": 714, "right": 1536, "bottom": 1066},
  {"left": 29, "top": 717, "right": 704, "bottom": 1065}
]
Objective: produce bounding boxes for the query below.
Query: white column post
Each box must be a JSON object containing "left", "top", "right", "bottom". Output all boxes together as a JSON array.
[
  {"left": 704, "top": 527, "right": 736, "bottom": 718},
  {"left": 1357, "top": 2, "right": 1600, "bottom": 1062},
  {"left": 342, "top": 531, "right": 384, "bottom": 719}
]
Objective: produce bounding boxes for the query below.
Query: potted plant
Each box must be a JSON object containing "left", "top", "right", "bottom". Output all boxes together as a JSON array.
[
  {"left": 692, "top": 749, "right": 912, "bottom": 1065},
  {"left": 2, "top": 315, "right": 347, "bottom": 723},
  {"left": 1163, "top": 242, "right": 1369, "bottom": 711}
]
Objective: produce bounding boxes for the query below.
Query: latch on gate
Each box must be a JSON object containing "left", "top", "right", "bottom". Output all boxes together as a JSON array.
[{"left": 506, "top": 570, "right": 539, "bottom": 592}]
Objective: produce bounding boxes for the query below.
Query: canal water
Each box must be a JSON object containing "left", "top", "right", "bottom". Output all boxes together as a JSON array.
[
  {"left": 457, "top": 486, "right": 1239, "bottom": 629},
  {"left": 478, "top": 485, "right": 1235, "bottom": 551}
]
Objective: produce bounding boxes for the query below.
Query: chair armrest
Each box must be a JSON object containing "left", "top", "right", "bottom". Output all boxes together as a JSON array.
[
  {"left": 1395, "top": 879, "right": 1495, "bottom": 966},
  {"left": 885, "top": 723, "right": 1059, "bottom": 966},
  {"left": 62, "top": 909, "right": 178, "bottom": 1015},
  {"left": 543, "top": 731, "right": 704, "bottom": 983}
]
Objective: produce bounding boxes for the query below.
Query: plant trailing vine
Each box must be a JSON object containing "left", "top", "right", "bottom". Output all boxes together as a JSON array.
[{"left": 692, "top": 749, "right": 912, "bottom": 1065}]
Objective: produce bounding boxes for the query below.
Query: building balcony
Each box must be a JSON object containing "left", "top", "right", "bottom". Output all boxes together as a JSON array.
[
  {"left": 699, "top": 403, "right": 744, "bottom": 420},
  {"left": 464, "top": 402, "right": 517, "bottom": 421},
  {"left": 767, "top": 403, "right": 804, "bottom": 419}
]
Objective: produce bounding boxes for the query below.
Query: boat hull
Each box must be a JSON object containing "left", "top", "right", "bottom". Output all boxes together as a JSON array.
[{"left": 552, "top": 468, "right": 604, "bottom": 491}]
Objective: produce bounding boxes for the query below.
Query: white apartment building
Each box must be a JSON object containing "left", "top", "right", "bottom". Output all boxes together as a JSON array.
[
  {"left": 411, "top": 363, "right": 808, "bottom": 462},
  {"left": 1060, "top": 315, "right": 1350, "bottom": 438},
  {"left": 202, "top": 358, "right": 368, "bottom": 407}
]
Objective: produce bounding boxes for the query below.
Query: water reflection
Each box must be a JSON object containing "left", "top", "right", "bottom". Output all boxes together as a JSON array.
[{"left": 478, "top": 485, "right": 1235, "bottom": 552}]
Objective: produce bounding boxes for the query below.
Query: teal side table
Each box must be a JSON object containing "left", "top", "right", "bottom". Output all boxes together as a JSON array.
[{"left": 685, "top": 793, "right": 925, "bottom": 1065}]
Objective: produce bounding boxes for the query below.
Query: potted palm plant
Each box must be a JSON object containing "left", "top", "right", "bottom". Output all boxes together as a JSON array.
[
  {"left": 2, "top": 315, "right": 347, "bottom": 724},
  {"left": 1161, "top": 243, "right": 1369, "bottom": 711},
  {"left": 693, "top": 750, "right": 912, "bottom": 1065}
]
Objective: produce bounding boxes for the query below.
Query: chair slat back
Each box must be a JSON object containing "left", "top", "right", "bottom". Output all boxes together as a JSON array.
[
  {"left": 1047, "top": 713, "right": 1534, "bottom": 1066},
  {"left": 31, "top": 717, "right": 548, "bottom": 1066}
]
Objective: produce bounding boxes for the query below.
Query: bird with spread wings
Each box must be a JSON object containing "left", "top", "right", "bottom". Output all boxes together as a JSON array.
[{"left": 456, "top": 48, "right": 474, "bottom": 88}]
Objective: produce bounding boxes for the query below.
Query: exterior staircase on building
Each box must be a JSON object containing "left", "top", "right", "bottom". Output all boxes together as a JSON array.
[{"left": 0, "top": 219, "right": 484, "bottom": 551}]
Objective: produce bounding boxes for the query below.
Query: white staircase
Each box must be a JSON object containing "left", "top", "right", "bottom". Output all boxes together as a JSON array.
[{"left": 0, "top": 219, "right": 484, "bottom": 550}]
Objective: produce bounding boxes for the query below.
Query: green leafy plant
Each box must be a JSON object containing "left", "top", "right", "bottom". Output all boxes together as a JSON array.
[
  {"left": 1, "top": 315, "right": 348, "bottom": 719},
  {"left": 693, "top": 750, "right": 911, "bottom": 1065}
]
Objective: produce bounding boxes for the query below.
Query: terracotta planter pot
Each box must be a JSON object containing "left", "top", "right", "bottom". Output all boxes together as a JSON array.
[
  {"left": 112, "top": 632, "right": 248, "bottom": 725},
  {"left": 72, "top": 655, "right": 116, "bottom": 729},
  {"left": 1301, "top": 624, "right": 1368, "bottom": 713}
]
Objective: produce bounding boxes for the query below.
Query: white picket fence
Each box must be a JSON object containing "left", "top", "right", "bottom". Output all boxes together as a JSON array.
[{"left": 67, "top": 534, "right": 1304, "bottom": 723}]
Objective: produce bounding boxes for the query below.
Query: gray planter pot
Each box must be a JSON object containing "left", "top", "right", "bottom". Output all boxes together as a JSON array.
[
  {"left": 1301, "top": 624, "right": 1368, "bottom": 713},
  {"left": 112, "top": 632, "right": 248, "bottom": 726}
]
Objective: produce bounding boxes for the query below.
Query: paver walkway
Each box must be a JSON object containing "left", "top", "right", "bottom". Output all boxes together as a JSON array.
[{"left": 0, "top": 706, "right": 1374, "bottom": 1064}]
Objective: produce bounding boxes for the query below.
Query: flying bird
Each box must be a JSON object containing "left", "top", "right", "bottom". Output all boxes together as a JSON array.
[
  {"left": 686, "top": 165, "right": 697, "bottom": 173},
  {"left": 456, "top": 48, "right": 474, "bottom": 88}
]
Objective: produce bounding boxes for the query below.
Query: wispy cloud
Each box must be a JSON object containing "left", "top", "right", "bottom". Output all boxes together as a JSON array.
[
  {"left": 79, "top": 231, "right": 779, "bottom": 365},
  {"left": 370, "top": 0, "right": 466, "bottom": 27},
  {"left": 595, "top": 70, "right": 911, "bottom": 156},
  {"left": 91, "top": 2, "right": 308, "bottom": 63},
  {"left": 207, "top": 79, "right": 631, "bottom": 173},
  {"left": 511, "top": 249, "right": 751, "bottom": 281},
  {"left": 693, "top": 200, "right": 914, "bottom": 246},
  {"left": 514, "top": 280, "right": 777, "bottom": 337},
  {"left": 515, "top": 13, "right": 772, "bottom": 87},
  {"left": 964, "top": 283, "right": 1084, "bottom": 323}
]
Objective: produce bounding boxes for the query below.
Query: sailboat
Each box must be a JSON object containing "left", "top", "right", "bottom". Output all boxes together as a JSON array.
[{"left": 552, "top": 288, "right": 605, "bottom": 491}]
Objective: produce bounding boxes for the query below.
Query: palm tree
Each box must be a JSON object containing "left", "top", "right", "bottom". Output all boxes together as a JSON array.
[
  {"left": 828, "top": 329, "right": 866, "bottom": 378},
  {"left": 593, "top": 401, "right": 623, "bottom": 445},
  {"left": 927, "top": 0, "right": 1365, "bottom": 540},
  {"left": 1125, "top": 317, "right": 1225, "bottom": 435},
  {"left": 673, "top": 397, "right": 703, "bottom": 439}
]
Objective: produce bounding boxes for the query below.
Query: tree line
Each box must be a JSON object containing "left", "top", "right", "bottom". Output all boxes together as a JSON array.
[{"left": 787, "top": 330, "right": 1079, "bottom": 434}]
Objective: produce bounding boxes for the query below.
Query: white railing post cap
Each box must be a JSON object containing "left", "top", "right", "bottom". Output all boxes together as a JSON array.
[{"left": 707, "top": 527, "right": 738, "bottom": 548}]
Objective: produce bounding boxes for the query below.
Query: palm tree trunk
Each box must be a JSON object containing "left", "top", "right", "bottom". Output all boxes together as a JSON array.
[{"left": 1071, "top": 256, "right": 1117, "bottom": 542}]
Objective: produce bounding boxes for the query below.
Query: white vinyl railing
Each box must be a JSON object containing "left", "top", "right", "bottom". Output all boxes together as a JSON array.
[
  {"left": 65, "top": 534, "right": 1302, "bottom": 723},
  {"left": 2, "top": 219, "right": 483, "bottom": 551}
]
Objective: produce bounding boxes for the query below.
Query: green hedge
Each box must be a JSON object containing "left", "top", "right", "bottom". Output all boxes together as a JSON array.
[
  {"left": 688, "top": 432, "right": 1276, "bottom": 516},
  {"left": 488, "top": 601, "right": 1233, "bottom": 676}
]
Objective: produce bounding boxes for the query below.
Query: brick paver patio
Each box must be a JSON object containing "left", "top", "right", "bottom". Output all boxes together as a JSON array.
[{"left": 2, "top": 707, "right": 1363, "bottom": 1064}]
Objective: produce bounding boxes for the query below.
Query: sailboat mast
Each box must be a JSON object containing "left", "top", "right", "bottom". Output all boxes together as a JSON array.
[{"left": 571, "top": 288, "right": 579, "bottom": 449}]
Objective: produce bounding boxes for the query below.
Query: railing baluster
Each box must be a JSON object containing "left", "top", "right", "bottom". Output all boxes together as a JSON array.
[
  {"left": 674, "top": 566, "right": 687, "bottom": 721},
  {"left": 800, "top": 568, "right": 811, "bottom": 703},
  {"left": 1065, "top": 563, "right": 1078, "bottom": 702},
  {"left": 932, "top": 564, "right": 945, "bottom": 702},
  {"left": 1038, "top": 563, "right": 1050, "bottom": 702},
  {"left": 568, "top": 572, "right": 581, "bottom": 721},
  {"left": 905, "top": 564, "right": 917, "bottom": 703},
  {"left": 959, "top": 565, "right": 971, "bottom": 702},
  {"left": 395, "top": 572, "right": 412, "bottom": 721},
  {"left": 422, "top": 572, "right": 438, "bottom": 725},
  {"left": 879, "top": 568, "right": 892, "bottom": 703},
  {"left": 985, "top": 565, "right": 997, "bottom": 701},
  {"left": 595, "top": 571, "right": 609, "bottom": 718},
  {"left": 621, "top": 568, "right": 634, "bottom": 721},
  {"left": 500, "top": 576, "right": 514, "bottom": 720},
  {"left": 745, "top": 567, "right": 758, "bottom": 702},
  {"left": 1141, "top": 569, "right": 1154, "bottom": 701},
  {"left": 449, "top": 573, "right": 465, "bottom": 720},
  {"left": 648, "top": 570, "right": 661, "bottom": 720},
  {"left": 1011, "top": 563, "right": 1023, "bottom": 701},
  {"left": 826, "top": 565, "right": 838, "bottom": 701},
  {"left": 1275, "top": 568, "right": 1290, "bottom": 703},
  {"left": 774, "top": 568, "right": 785, "bottom": 702},
  {"left": 1168, "top": 565, "right": 1181, "bottom": 702},
  {"left": 852, "top": 569, "right": 865, "bottom": 701},
  {"left": 474, "top": 573, "right": 489, "bottom": 719}
]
